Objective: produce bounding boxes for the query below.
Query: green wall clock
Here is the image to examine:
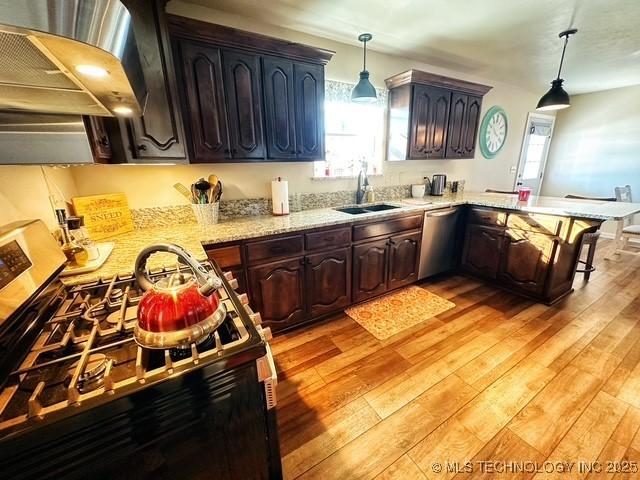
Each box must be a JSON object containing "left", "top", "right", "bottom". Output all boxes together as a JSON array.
[{"left": 479, "top": 106, "right": 508, "bottom": 159}]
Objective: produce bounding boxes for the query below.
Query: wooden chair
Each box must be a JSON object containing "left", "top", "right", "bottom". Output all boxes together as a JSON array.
[
  {"left": 485, "top": 189, "right": 518, "bottom": 194},
  {"left": 564, "top": 194, "right": 615, "bottom": 281},
  {"left": 612, "top": 185, "right": 640, "bottom": 256}
]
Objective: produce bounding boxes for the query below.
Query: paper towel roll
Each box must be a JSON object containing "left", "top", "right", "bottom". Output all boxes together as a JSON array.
[{"left": 271, "top": 178, "right": 289, "bottom": 215}]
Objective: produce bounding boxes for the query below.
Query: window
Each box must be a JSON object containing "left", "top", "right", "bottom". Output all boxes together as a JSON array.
[{"left": 314, "top": 80, "right": 387, "bottom": 178}]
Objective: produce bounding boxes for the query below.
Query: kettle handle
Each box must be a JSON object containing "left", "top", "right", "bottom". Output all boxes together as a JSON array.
[{"left": 134, "top": 243, "right": 222, "bottom": 296}]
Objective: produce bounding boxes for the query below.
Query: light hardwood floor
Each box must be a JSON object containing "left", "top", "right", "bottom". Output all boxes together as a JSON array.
[{"left": 271, "top": 241, "right": 640, "bottom": 479}]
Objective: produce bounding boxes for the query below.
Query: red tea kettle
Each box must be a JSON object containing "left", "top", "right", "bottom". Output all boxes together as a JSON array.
[{"left": 133, "top": 244, "right": 225, "bottom": 349}]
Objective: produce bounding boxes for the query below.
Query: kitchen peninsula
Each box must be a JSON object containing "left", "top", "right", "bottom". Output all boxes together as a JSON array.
[{"left": 62, "top": 192, "right": 640, "bottom": 333}]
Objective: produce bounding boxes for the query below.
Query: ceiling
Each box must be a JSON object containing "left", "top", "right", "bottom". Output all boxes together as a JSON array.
[{"left": 185, "top": 0, "right": 640, "bottom": 94}]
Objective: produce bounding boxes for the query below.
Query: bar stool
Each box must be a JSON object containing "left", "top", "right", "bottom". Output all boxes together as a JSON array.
[{"left": 565, "top": 194, "right": 616, "bottom": 281}]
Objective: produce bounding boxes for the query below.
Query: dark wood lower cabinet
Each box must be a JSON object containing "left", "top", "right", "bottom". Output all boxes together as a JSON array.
[
  {"left": 248, "top": 257, "right": 306, "bottom": 330},
  {"left": 461, "top": 224, "right": 504, "bottom": 279},
  {"left": 498, "top": 230, "right": 558, "bottom": 295},
  {"left": 352, "top": 239, "right": 389, "bottom": 303},
  {"left": 306, "top": 248, "right": 351, "bottom": 317},
  {"left": 387, "top": 231, "right": 421, "bottom": 290}
]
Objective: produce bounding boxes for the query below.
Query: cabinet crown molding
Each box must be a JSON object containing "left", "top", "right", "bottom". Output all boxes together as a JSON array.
[
  {"left": 385, "top": 69, "right": 492, "bottom": 96},
  {"left": 168, "top": 15, "right": 335, "bottom": 65}
]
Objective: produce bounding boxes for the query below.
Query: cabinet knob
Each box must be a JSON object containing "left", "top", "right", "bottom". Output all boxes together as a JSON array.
[
  {"left": 137, "top": 144, "right": 147, "bottom": 151},
  {"left": 98, "top": 136, "right": 109, "bottom": 147},
  {"left": 388, "top": 239, "right": 396, "bottom": 245},
  {"left": 223, "top": 148, "right": 230, "bottom": 154}
]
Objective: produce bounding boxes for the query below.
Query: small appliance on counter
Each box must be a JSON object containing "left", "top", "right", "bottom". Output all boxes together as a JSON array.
[
  {"left": 271, "top": 177, "right": 290, "bottom": 215},
  {"left": 425, "top": 174, "right": 447, "bottom": 196},
  {"left": 0, "top": 220, "right": 281, "bottom": 480}
]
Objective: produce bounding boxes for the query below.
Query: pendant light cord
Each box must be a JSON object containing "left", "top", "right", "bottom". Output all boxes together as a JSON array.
[
  {"left": 363, "top": 39, "right": 367, "bottom": 71},
  {"left": 556, "top": 35, "right": 569, "bottom": 80}
]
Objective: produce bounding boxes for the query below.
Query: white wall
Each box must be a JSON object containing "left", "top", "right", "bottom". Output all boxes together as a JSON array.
[
  {"left": 67, "top": 1, "right": 540, "bottom": 208},
  {"left": 541, "top": 84, "right": 640, "bottom": 233},
  {"left": 0, "top": 166, "right": 78, "bottom": 229},
  {"left": 542, "top": 84, "right": 640, "bottom": 199}
]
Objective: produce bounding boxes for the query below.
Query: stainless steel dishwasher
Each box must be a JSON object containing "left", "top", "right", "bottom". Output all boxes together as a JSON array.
[{"left": 418, "top": 207, "right": 462, "bottom": 279}]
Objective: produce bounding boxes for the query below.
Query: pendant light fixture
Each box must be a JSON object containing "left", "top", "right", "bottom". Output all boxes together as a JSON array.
[
  {"left": 537, "top": 28, "right": 578, "bottom": 111},
  {"left": 351, "top": 33, "right": 377, "bottom": 103}
]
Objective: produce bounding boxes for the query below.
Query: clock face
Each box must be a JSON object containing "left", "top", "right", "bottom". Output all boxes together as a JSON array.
[{"left": 479, "top": 106, "right": 508, "bottom": 159}]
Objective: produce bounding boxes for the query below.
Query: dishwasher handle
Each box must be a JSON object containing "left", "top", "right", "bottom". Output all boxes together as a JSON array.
[{"left": 426, "top": 208, "right": 458, "bottom": 218}]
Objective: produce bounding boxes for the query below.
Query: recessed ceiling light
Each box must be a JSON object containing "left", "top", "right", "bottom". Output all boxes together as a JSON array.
[
  {"left": 113, "top": 106, "right": 133, "bottom": 116},
  {"left": 75, "top": 65, "right": 109, "bottom": 77}
]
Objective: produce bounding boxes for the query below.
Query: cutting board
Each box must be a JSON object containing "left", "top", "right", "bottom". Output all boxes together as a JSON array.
[{"left": 72, "top": 193, "right": 134, "bottom": 240}]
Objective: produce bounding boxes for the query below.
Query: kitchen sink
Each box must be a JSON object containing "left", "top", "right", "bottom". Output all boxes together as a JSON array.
[
  {"left": 335, "top": 204, "right": 401, "bottom": 215},
  {"left": 335, "top": 207, "right": 369, "bottom": 215},
  {"left": 362, "top": 204, "right": 400, "bottom": 212}
]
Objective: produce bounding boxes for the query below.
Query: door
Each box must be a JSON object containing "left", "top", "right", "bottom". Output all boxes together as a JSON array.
[
  {"left": 445, "top": 93, "right": 468, "bottom": 158},
  {"left": 262, "top": 57, "right": 297, "bottom": 160},
  {"left": 409, "top": 85, "right": 451, "bottom": 159},
  {"left": 222, "top": 50, "right": 265, "bottom": 159},
  {"left": 462, "top": 95, "right": 482, "bottom": 158},
  {"left": 498, "top": 230, "right": 557, "bottom": 295},
  {"left": 178, "top": 41, "right": 230, "bottom": 162},
  {"left": 461, "top": 225, "right": 504, "bottom": 279},
  {"left": 515, "top": 113, "right": 555, "bottom": 195},
  {"left": 353, "top": 239, "right": 389, "bottom": 302},
  {"left": 248, "top": 257, "right": 306, "bottom": 331},
  {"left": 294, "top": 62, "right": 324, "bottom": 159},
  {"left": 388, "top": 231, "right": 421, "bottom": 290},
  {"left": 121, "top": 0, "right": 186, "bottom": 161},
  {"left": 306, "top": 248, "right": 351, "bottom": 317}
]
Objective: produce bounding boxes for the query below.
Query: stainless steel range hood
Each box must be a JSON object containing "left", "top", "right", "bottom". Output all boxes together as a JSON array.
[{"left": 0, "top": 0, "right": 144, "bottom": 117}]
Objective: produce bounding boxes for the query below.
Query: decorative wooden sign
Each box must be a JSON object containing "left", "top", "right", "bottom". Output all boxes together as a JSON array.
[{"left": 72, "top": 193, "right": 134, "bottom": 240}]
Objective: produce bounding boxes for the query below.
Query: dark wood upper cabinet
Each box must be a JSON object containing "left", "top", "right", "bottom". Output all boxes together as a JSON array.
[
  {"left": 387, "top": 231, "right": 421, "bottom": 290},
  {"left": 409, "top": 85, "right": 451, "bottom": 159},
  {"left": 386, "top": 69, "right": 491, "bottom": 161},
  {"left": 221, "top": 50, "right": 265, "bottom": 159},
  {"left": 118, "top": 0, "right": 187, "bottom": 162},
  {"left": 294, "top": 63, "right": 324, "bottom": 160},
  {"left": 177, "top": 41, "right": 229, "bottom": 162},
  {"left": 262, "top": 57, "right": 297, "bottom": 159},
  {"left": 83, "top": 116, "right": 112, "bottom": 163},
  {"left": 169, "top": 16, "right": 333, "bottom": 163},
  {"left": 306, "top": 248, "right": 351, "bottom": 317}
]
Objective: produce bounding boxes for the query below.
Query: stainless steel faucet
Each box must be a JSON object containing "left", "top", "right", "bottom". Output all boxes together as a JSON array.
[{"left": 356, "top": 166, "right": 369, "bottom": 204}]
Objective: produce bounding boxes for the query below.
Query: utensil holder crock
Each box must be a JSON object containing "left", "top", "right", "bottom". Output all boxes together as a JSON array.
[{"left": 192, "top": 202, "right": 220, "bottom": 225}]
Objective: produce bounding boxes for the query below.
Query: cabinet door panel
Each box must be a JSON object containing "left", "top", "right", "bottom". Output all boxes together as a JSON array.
[
  {"left": 248, "top": 257, "right": 306, "bottom": 331},
  {"left": 409, "top": 85, "right": 450, "bottom": 159},
  {"left": 461, "top": 225, "right": 504, "bottom": 279},
  {"left": 294, "top": 63, "right": 324, "bottom": 159},
  {"left": 262, "top": 57, "right": 297, "bottom": 160},
  {"left": 445, "top": 93, "right": 467, "bottom": 158},
  {"left": 498, "top": 230, "right": 557, "bottom": 294},
  {"left": 462, "top": 95, "right": 481, "bottom": 158},
  {"left": 122, "top": 0, "right": 186, "bottom": 160},
  {"left": 388, "top": 231, "right": 421, "bottom": 290},
  {"left": 179, "top": 41, "right": 229, "bottom": 162},
  {"left": 222, "top": 50, "right": 265, "bottom": 159},
  {"left": 306, "top": 248, "right": 351, "bottom": 317},
  {"left": 352, "top": 239, "right": 389, "bottom": 303}
]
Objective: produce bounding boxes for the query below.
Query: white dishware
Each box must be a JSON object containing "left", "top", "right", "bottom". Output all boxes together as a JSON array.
[{"left": 411, "top": 184, "right": 426, "bottom": 198}]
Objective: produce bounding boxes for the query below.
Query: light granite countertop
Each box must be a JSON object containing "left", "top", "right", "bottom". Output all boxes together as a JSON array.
[{"left": 61, "top": 192, "right": 640, "bottom": 286}]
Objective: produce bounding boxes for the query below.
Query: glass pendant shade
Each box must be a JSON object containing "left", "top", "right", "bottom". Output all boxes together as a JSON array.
[
  {"left": 351, "top": 70, "right": 377, "bottom": 103},
  {"left": 536, "top": 79, "right": 570, "bottom": 110}
]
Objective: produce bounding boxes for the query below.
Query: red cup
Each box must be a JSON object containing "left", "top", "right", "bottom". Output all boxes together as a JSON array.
[{"left": 518, "top": 187, "right": 532, "bottom": 201}]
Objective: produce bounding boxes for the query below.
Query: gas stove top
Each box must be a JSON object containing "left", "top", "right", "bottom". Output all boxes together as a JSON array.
[{"left": 0, "top": 221, "right": 267, "bottom": 440}]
